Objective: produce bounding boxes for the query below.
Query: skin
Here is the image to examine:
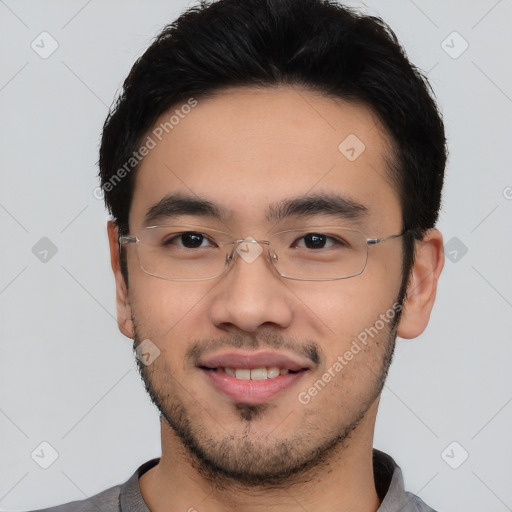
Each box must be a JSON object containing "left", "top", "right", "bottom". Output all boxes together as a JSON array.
[{"left": 107, "top": 85, "right": 444, "bottom": 512}]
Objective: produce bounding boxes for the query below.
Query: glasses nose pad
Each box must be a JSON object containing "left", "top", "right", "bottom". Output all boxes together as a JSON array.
[
  {"left": 269, "top": 250, "right": 279, "bottom": 271},
  {"left": 226, "top": 250, "right": 235, "bottom": 265}
]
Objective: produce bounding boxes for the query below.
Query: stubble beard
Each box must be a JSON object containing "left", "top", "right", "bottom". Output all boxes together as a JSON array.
[{"left": 132, "top": 314, "right": 399, "bottom": 489}]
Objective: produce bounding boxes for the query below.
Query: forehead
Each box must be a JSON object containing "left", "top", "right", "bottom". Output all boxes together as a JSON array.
[{"left": 130, "top": 85, "right": 401, "bottom": 232}]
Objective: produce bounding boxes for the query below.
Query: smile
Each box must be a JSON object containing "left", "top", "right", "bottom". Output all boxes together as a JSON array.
[
  {"left": 203, "top": 366, "right": 294, "bottom": 380},
  {"left": 196, "top": 350, "right": 313, "bottom": 404}
]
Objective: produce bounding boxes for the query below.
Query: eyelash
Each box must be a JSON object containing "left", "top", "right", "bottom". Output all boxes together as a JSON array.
[{"left": 163, "top": 232, "right": 343, "bottom": 249}]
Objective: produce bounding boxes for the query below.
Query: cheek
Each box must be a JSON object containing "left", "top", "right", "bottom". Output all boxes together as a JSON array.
[
  {"left": 129, "top": 274, "right": 217, "bottom": 341},
  {"left": 290, "top": 267, "right": 401, "bottom": 346}
]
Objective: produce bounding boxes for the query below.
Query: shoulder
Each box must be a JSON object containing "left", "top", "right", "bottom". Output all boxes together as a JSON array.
[
  {"left": 373, "top": 449, "right": 439, "bottom": 512},
  {"left": 404, "top": 491, "right": 439, "bottom": 512},
  {"left": 26, "top": 484, "right": 121, "bottom": 512},
  {"left": 24, "top": 458, "right": 160, "bottom": 512}
]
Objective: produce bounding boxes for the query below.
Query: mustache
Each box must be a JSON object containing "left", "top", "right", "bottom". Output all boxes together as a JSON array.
[{"left": 185, "top": 332, "right": 321, "bottom": 366}]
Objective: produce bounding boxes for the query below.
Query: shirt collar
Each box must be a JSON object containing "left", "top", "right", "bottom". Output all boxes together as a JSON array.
[{"left": 120, "top": 449, "right": 410, "bottom": 511}]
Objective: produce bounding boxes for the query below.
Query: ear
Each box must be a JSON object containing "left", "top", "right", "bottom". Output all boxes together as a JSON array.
[
  {"left": 107, "top": 220, "right": 135, "bottom": 339},
  {"left": 397, "top": 228, "right": 444, "bottom": 339}
]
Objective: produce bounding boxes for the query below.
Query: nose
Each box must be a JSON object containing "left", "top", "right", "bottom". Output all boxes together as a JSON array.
[{"left": 209, "top": 241, "right": 294, "bottom": 333}]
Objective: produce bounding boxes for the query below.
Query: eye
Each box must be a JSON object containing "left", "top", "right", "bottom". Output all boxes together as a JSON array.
[
  {"left": 294, "top": 233, "right": 339, "bottom": 249},
  {"left": 164, "top": 231, "right": 216, "bottom": 249}
]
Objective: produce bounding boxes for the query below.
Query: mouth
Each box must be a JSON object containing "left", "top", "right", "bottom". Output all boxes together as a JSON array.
[
  {"left": 200, "top": 366, "right": 298, "bottom": 380},
  {"left": 197, "top": 351, "right": 312, "bottom": 404}
]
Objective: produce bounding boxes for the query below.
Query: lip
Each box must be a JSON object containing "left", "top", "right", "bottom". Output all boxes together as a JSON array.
[
  {"left": 201, "top": 367, "right": 308, "bottom": 404},
  {"left": 197, "top": 350, "right": 313, "bottom": 372},
  {"left": 196, "top": 350, "right": 313, "bottom": 405}
]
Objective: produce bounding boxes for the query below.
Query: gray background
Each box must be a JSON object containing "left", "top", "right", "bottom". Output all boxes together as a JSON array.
[{"left": 1, "top": 1, "right": 511, "bottom": 511}]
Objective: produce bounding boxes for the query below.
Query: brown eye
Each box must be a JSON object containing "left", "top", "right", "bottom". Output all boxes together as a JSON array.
[
  {"left": 164, "top": 232, "right": 212, "bottom": 248},
  {"left": 295, "top": 233, "right": 338, "bottom": 249},
  {"left": 180, "top": 232, "right": 205, "bottom": 248}
]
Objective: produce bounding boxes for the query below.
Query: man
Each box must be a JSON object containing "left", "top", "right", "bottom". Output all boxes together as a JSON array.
[{"left": 34, "top": 0, "right": 446, "bottom": 510}]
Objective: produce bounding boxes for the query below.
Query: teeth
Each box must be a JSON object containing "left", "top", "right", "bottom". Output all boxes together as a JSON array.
[
  {"left": 250, "top": 368, "right": 267, "bottom": 380},
  {"left": 223, "top": 366, "right": 294, "bottom": 380},
  {"left": 235, "top": 368, "right": 251, "bottom": 380},
  {"left": 267, "top": 367, "right": 280, "bottom": 378},
  {"left": 225, "top": 367, "right": 236, "bottom": 377}
]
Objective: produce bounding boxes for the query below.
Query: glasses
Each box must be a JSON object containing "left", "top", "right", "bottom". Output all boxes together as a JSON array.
[{"left": 119, "top": 224, "right": 408, "bottom": 282}]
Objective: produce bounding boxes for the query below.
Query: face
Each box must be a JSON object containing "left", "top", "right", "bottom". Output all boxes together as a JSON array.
[{"left": 109, "top": 85, "right": 439, "bottom": 486}]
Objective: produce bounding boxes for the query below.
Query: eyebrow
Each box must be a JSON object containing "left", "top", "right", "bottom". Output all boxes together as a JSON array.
[
  {"left": 143, "top": 192, "right": 368, "bottom": 226},
  {"left": 143, "top": 193, "right": 229, "bottom": 226},
  {"left": 267, "top": 193, "right": 368, "bottom": 223}
]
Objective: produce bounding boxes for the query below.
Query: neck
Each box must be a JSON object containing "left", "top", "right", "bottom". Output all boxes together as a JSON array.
[{"left": 140, "top": 405, "right": 381, "bottom": 512}]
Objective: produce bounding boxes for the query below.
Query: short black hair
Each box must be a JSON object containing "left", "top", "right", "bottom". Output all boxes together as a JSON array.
[{"left": 99, "top": 0, "right": 447, "bottom": 287}]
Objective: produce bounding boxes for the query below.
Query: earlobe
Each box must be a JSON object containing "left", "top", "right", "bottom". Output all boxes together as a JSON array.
[
  {"left": 107, "top": 221, "right": 135, "bottom": 339},
  {"left": 397, "top": 229, "right": 444, "bottom": 339}
]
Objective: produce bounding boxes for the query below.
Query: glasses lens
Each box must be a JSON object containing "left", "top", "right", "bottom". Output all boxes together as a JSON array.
[
  {"left": 270, "top": 227, "right": 368, "bottom": 280},
  {"left": 135, "top": 226, "right": 230, "bottom": 280},
  {"left": 129, "top": 225, "right": 369, "bottom": 281}
]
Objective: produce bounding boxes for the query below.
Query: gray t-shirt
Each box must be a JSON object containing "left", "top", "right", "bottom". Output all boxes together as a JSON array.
[{"left": 28, "top": 450, "right": 437, "bottom": 512}]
